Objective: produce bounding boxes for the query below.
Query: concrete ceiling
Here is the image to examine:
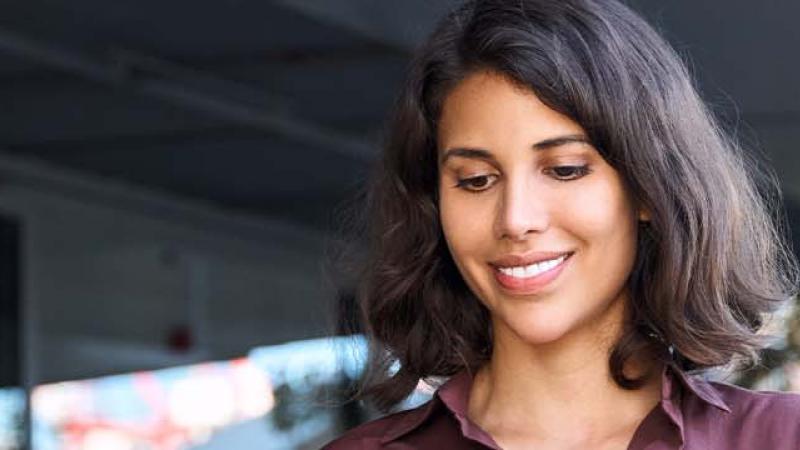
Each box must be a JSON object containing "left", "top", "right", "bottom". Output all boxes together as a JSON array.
[{"left": 0, "top": 0, "right": 797, "bottom": 234}]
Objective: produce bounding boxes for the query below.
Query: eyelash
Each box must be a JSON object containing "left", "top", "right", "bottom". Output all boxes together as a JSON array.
[
  {"left": 544, "top": 165, "right": 592, "bottom": 181},
  {"left": 454, "top": 165, "right": 591, "bottom": 192}
]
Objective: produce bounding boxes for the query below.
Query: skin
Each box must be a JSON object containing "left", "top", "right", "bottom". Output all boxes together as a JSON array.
[{"left": 437, "top": 70, "right": 659, "bottom": 449}]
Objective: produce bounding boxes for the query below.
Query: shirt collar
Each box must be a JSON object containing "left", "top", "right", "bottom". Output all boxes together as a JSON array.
[
  {"left": 381, "top": 363, "right": 731, "bottom": 444},
  {"left": 436, "top": 370, "right": 500, "bottom": 446},
  {"left": 665, "top": 363, "right": 731, "bottom": 412},
  {"left": 437, "top": 364, "right": 732, "bottom": 416},
  {"left": 380, "top": 370, "right": 494, "bottom": 445},
  {"left": 379, "top": 387, "right": 441, "bottom": 444}
]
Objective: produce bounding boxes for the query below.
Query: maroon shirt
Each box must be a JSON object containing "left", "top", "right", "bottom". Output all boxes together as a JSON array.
[{"left": 323, "top": 365, "right": 800, "bottom": 449}]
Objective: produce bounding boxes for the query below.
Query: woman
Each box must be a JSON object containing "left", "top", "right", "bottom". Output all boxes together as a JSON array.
[{"left": 325, "top": 0, "right": 799, "bottom": 448}]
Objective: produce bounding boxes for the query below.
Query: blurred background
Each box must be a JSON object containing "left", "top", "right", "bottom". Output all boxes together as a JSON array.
[{"left": 0, "top": 0, "right": 798, "bottom": 449}]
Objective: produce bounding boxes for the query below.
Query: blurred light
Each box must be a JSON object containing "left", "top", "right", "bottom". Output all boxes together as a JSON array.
[
  {"left": 30, "top": 335, "right": 369, "bottom": 450},
  {"left": 32, "top": 359, "right": 274, "bottom": 450},
  {"left": 0, "top": 387, "right": 24, "bottom": 450}
]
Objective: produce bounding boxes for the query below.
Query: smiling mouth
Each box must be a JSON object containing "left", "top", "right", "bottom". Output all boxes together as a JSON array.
[
  {"left": 494, "top": 253, "right": 571, "bottom": 278},
  {"left": 491, "top": 252, "right": 573, "bottom": 293}
]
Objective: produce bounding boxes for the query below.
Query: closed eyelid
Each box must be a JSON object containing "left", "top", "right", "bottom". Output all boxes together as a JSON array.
[
  {"left": 439, "top": 137, "right": 594, "bottom": 168},
  {"left": 532, "top": 134, "right": 592, "bottom": 150},
  {"left": 439, "top": 149, "right": 499, "bottom": 170},
  {"left": 442, "top": 160, "right": 497, "bottom": 175}
]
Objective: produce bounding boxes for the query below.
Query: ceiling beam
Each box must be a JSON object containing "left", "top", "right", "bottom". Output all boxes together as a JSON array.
[
  {"left": 0, "top": 27, "right": 374, "bottom": 160},
  {"left": 0, "top": 150, "right": 324, "bottom": 248}
]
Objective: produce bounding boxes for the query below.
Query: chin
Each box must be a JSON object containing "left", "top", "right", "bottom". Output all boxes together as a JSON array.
[
  {"left": 497, "top": 298, "right": 624, "bottom": 349},
  {"left": 502, "top": 314, "right": 577, "bottom": 346}
]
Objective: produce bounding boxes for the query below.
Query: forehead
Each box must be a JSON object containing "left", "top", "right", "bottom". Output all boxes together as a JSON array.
[{"left": 436, "top": 71, "right": 586, "bottom": 154}]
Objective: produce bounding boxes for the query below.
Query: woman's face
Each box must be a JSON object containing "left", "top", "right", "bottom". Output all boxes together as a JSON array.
[{"left": 437, "top": 70, "right": 645, "bottom": 347}]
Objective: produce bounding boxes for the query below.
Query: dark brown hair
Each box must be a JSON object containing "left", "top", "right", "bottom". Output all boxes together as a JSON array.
[{"left": 331, "top": 0, "right": 799, "bottom": 412}]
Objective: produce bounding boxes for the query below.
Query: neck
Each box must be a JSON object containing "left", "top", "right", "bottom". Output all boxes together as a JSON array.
[{"left": 468, "top": 305, "right": 662, "bottom": 447}]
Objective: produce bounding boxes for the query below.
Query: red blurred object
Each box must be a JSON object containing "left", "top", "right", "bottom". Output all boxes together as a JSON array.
[{"left": 167, "top": 325, "right": 193, "bottom": 353}]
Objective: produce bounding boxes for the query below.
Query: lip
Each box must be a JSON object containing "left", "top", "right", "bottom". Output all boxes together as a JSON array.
[
  {"left": 490, "top": 252, "right": 573, "bottom": 295},
  {"left": 489, "top": 251, "right": 574, "bottom": 268}
]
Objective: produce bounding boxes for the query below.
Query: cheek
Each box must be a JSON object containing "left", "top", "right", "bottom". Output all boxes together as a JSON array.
[
  {"left": 439, "top": 190, "right": 489, "bottom": 251},
  {"left": 439, "top": 192, "right": 495, "bottom": 297},
  {"left": 566, "top": 179, "right": 639, "bottom": 266}
]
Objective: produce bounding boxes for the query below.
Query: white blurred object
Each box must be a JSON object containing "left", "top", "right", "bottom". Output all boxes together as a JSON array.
[
  {"left": 82, "top": 429, "right": 134, "bottom": 450},
  {"left": 168, "top": 373, "right": 235, "bottom": 429}
]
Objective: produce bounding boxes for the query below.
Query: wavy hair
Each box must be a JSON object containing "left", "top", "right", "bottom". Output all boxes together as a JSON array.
[{"left": 330, "top": 0, "right": 799, "bottom": 411}]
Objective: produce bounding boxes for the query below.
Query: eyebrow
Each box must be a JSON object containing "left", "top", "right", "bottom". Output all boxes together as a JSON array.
[{"left": 439, "top": 134, "right": 591, "bottom": 165}]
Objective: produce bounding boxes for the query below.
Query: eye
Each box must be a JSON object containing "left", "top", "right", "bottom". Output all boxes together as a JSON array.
[
  {"left": 455, "top": 174, "right": 499, "bottom": 192},
  {"left": 545, "top": 165, "right": 591, "bottom": 181}
]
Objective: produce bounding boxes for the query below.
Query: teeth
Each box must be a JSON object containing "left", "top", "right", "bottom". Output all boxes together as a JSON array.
[{"left": 498, "top": 255, "right": 566, "bottom": 279}]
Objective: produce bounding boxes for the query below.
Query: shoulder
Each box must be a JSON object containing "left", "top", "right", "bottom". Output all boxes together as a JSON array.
[
  {"left": 321, "top": 400, "right": 437, "bottom": 449},
  {"left": 705, "top": 381, "right": 800, "bottom": 446},
  {"left": 710, "top": 381, "right": 800, "bottom": 418}
]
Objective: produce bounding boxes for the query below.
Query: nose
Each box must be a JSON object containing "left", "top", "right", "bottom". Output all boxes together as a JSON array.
[{"left": 494, "top": 176, "right": 550, "bottom": 241}]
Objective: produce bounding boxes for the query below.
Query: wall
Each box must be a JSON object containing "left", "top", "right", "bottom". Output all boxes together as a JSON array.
[{"left": 0, "top": 155, "right": 334, "bottom": 385}]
